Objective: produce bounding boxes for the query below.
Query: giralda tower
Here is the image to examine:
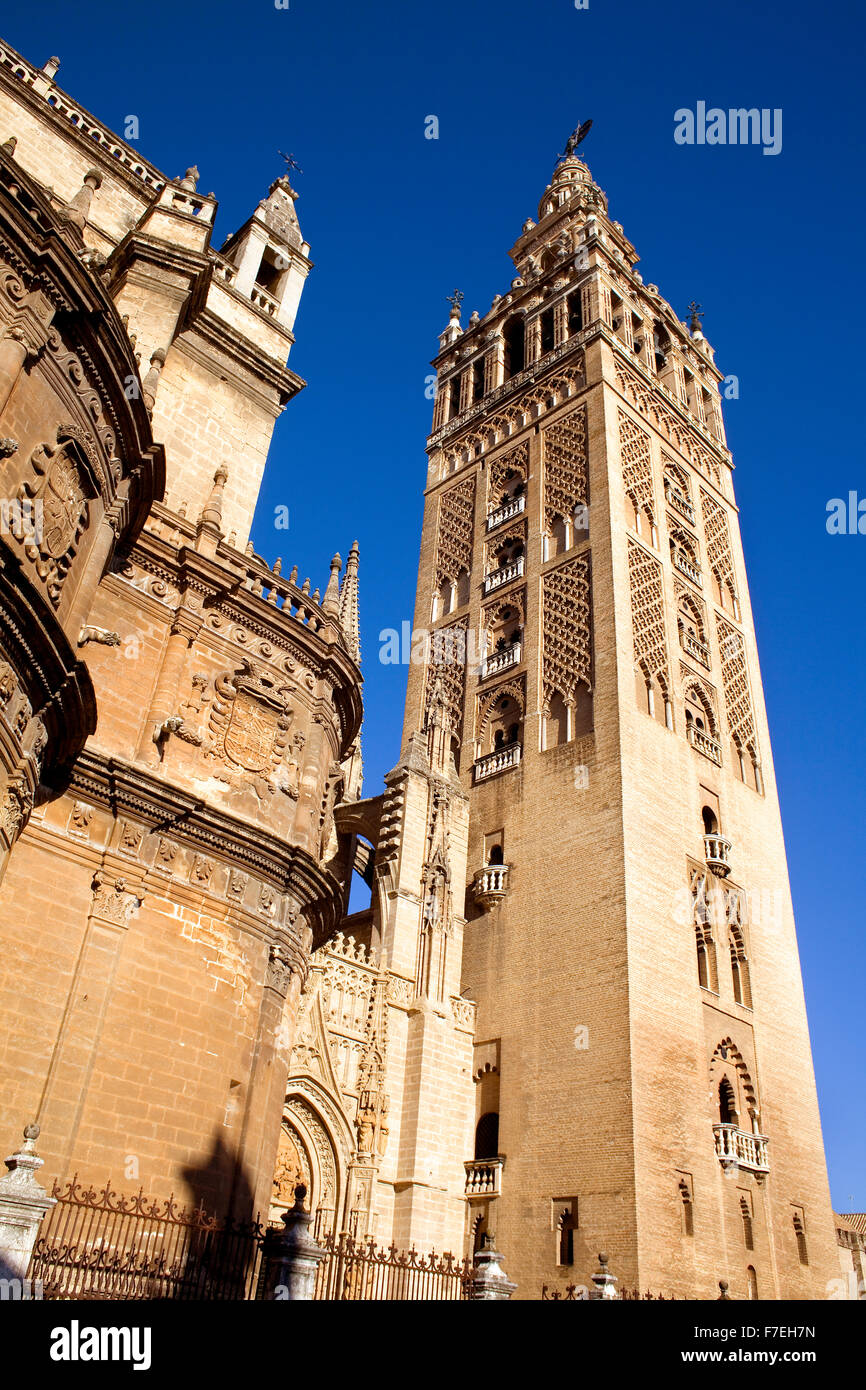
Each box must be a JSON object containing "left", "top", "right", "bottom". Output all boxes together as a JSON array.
[{"left": 398, "top": 140, "right": 838, "bottom": 1298}]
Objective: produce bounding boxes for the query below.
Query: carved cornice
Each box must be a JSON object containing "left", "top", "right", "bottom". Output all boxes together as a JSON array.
[{"left": 69, "top": 748, "right": 346, "bottom": 948}]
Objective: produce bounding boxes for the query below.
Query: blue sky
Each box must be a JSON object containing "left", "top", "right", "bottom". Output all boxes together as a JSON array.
[{"left": 4, "top": 0, "right": 862, "bottom": 1210}]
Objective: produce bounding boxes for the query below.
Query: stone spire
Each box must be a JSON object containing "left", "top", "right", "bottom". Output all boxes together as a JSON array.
[
  {"left": 197, "top": 465, "right": 228, "bottom": 535},
  {"left": 322, "top": 552, "right": 342, "bottom": 618},
  {"left": 339, "top": 540, "right": 360, "bottom": 663}
]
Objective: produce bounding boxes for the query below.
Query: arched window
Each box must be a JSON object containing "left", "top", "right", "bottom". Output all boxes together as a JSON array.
[
  {"left": 502, "top": 315, "right": 525, "bottom": 378},
  {"left": 719, "top": 1076, "right": 738, "bottom": 1126},
  {"left": 746, "top": 1265, "right": 758, "bottom": 1300},
  {"left": 474, "top": 1111, "right": 500, "bottom": 1160},
  {"left": 702, "top": 805, "right": 719, "bottom": 836},
  {"left": 741, "top": 1197, "right": 754, "bottom": 1251},
  {"left": 488, "top": 843, "right": 504, "bottom": 866}
]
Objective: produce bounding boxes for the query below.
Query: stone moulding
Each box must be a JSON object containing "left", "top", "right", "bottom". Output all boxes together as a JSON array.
[{"left": 69, "top": 748, "right": 347, "bottom": 950}]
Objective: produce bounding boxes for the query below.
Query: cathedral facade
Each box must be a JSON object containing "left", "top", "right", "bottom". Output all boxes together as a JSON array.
[
  {"left": 0, "top": 38, "right": 362, "bottom": 1226},
  {"left": 0, "top": 35, "right": 844, "bottom": 1301}
]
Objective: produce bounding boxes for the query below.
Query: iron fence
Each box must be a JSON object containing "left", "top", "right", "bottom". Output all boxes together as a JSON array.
[
  {"left": 313, "top": 1230, "right": 475, "bottom": 1301},
  {"left": 28, "top": 1175, "right": 269, "bottom": 1301}
]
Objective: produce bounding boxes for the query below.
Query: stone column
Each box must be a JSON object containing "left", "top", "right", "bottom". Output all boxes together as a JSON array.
[
  {"left": 470, "top": 1236, "right": 516, "bottom": 1300},
  {"left": 270, "top": 1184, "right": 326, "bottom": 1300},
  {"left": 0, "top": 1124, "right": 56, "bottom": 1284}
]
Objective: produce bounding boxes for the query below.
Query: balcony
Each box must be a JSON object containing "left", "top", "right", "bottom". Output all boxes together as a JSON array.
[
  {"left": 472, "top": 864, "right": 510, "bottom": 911},
  {"left": 713, "top": 1123, "right": 770, "bottom": 1175},
  {"left": 483, "top": 556, "right": 524, "bottom": 594},
  {"left": 687, "top": 724, "right": 722, "bottom": 765},
  {"left": 481, "top": 641, "right": 521, "bottom": 680},
  {"left": 665, "top": 482, "right": 696, "bottom": 525},
  {"left": 673, "top": 549, "right": 702, "bottom": 587},
  {"left": 464, "top": 1158, "right": 504, "bottom": 1197},
  {"left": 486, "top": 493, "right": 526, "bottom": 532},
  {"left": 474, "top": 744, "right": 521, "bottom": 782},
  {"left": 680, "top": 628, "right": 710, "bottom": 669},
  {"left": 704, "top": 832, "right": 732, "bottom": 877}
]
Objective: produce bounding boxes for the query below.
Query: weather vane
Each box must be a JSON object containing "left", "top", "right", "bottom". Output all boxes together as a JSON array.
[
  {"left": 688, "top": 300, "right": 704, "bottom": 333},
  {"left": 560, "top": 119, "right": 593, "bottom": 161},
  {"left": 278, "top": 150, "right": 303, "bottom": 179},
  {"left": 446, "top": 288, "right": 464, "bottom": 314}
]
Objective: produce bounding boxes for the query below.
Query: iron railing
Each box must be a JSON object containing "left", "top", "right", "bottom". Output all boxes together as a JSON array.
[
  {"left": 28, "top": 1175, "right": 270, "bottom": 1301},
  {"left": 313, "top": 1230, "right": 475, "bottom": 1301}
]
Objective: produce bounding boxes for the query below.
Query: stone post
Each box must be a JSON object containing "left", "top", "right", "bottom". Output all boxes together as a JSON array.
[
  {"left": 470, "top": 1234, "right": 516, "bottom": 1300},
  {"left": 717, "top": 1279, "right": 732, "bottom": 1300},
  {"left": 0, "top": 1125, "right": 56, "bottom": 1284},
  {"left": 588, "top": 1251, "right": 619, "bottom": 1299},
  {"left": 269, "top": 1184, "right": 325, "bottom": 1301}
]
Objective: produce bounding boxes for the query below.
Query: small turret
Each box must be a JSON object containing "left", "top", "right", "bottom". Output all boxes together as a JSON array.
[{"left": 219, "top": 175, "right": 312, "bottom": 336}]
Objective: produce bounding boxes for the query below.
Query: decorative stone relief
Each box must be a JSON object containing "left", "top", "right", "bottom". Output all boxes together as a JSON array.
[
  {"left": 543, "top": 402, "right": 588, "bottom": 529},
  {"left": 434, "top": 476, "right": 475, "bottom": 589},
  {"left": 14, "top": 439, "right": 89, "bottom": 605},
  {"left": 618, "top": 409, "right": 655, "bottom": 523},
  {"left": 627, "top": 536, "right": 669, "bottom": 688},
  {"left": 542, "top": 553, "right": 592, "bottom": 709}
]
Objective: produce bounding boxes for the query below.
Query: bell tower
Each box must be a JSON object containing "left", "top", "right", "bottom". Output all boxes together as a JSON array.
[{"left": 400, "top": 137, "right": 839, "bottom": 1298}]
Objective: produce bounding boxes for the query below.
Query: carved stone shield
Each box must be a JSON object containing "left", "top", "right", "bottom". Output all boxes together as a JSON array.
[
  {"left": 224, "top": 690, "right": 279, "bottom": 772},
  {"left": 43, "top": 452, "right": 86, "bottom": 559}
]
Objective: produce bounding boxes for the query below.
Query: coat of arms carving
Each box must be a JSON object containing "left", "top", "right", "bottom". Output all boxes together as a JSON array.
[
  {"left": 14, "top": 435, "right": 91, "bottom": 605},
  {"left": 206, "top": 661, "right": 299, "bottom": 797}
]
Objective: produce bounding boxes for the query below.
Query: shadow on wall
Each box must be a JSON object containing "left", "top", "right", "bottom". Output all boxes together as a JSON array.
[{"left": 181, "top": 1130, "right": 257, "bottom": 1225}]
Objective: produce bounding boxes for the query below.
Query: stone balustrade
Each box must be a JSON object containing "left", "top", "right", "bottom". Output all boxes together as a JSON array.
[
  {"left": 704, "top": 832, "right": 732, "bottom": 877},
  {"left": 713, "top": 1122, "right": 769, "bottom": 1174},
  {"left": 680, "top": 628, "right": 710, "bottom": 668},
  {"left": 464, "top": 1158, "right": 504, "bottom": 1197},
  {"left": 474, "top": 744, "right": 521, "bottom": 781},
  {"left": 673, "top": 548, "right": 702, "bottom": 587},
  {"left": 482, "top": 642, "right": 521, "bottom": 679},
  {"left": 486, "top": 493, "right": 525, "bottom": 531},
  {"left": 687, "top": 723, "right": 722, "bottom": 765},
  {"left": 665, "top": 482, "right": 696, "bottom": 525},
  {"left": 484, "top": 556, "right": 525, "bottom": 594},
  {"left": 472, "top": 864, "right": 510, "bottom": 910}
]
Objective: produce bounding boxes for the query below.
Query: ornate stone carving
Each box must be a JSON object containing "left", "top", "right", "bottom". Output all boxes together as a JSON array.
[
  {"left": 717, "top": 619, "right": 758, "bottom": 760},
  {"left": 542, "top": 553, "right": 592, "bottom": 710},
  {"left": 424, "top": 616, "right": 469, "bottom": 740},
  {"left": 69, "top": 801, "right": 93, "bottom": 836},
  {"left": 14, "top": 438, "right": 89, "bottom": 604},
  {"left": 543, "top": 402, "right": 588, "bottom": 529},
  {"left": 206, "top": 660, "right": 298, "bottom": 798},
  {"left": 488, "top": 441, "right": 528, "bottom": 506},
  {"left": 90, "top": 873, "right": 141, "bottom": 925},
  {"left": 191, "top": 854, "right": 213, "bottom": 887},
  {"left": 701, "top": 489, "right": 738, "bottom": 607},
  {"left": 119, "top": 820, "right": 144, "bottom": 855},
  {"left": 227, "top": 868, "right": 247, "bottom": 900},
  {"left": 627, "top": 537, "right": 669, "bottom": 689},
  {"left": 618, "top": 409, "right": 655, "bottom": 523},
  {"left": 155, "top": 837, "right": 176, "bottom": 869},
  {"left": 268, "top": 942, "right": 294, "bottom": 996},
  {"left": 434, "top": 476, "right": 475, "bottom": 589},
  {"left": 613, "top": 354, "right": 723, "bottom": 488}
]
